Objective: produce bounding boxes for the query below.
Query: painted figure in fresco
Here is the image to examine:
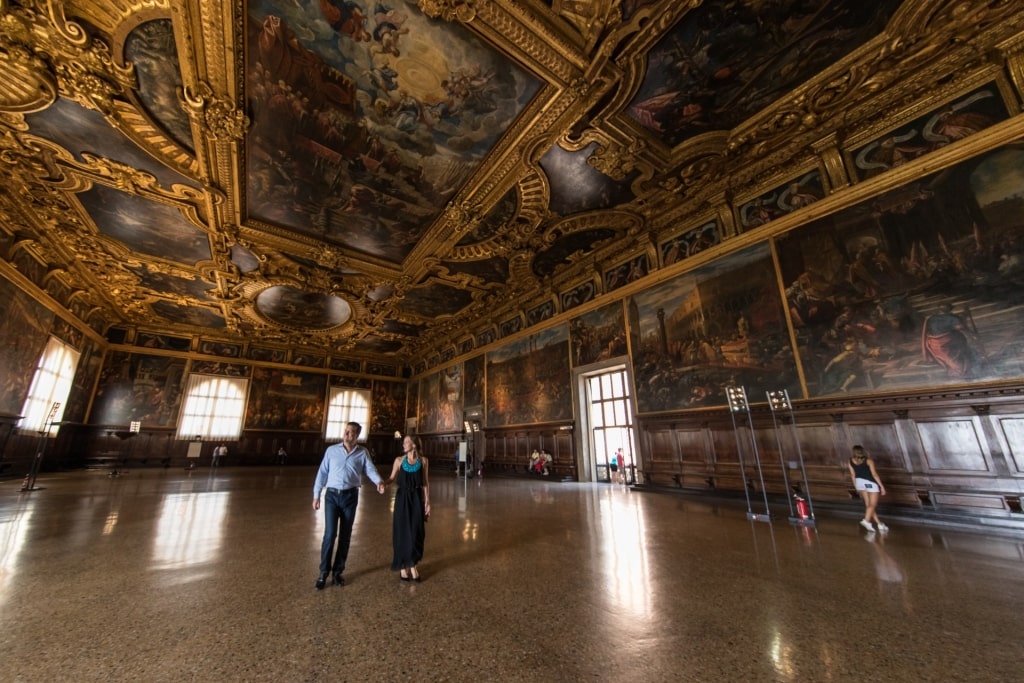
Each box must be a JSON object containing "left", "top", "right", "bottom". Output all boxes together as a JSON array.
[
  {"left": 320, "top": 0, "right": 372, "bottom": 41},
  {"left": 372, "top": 2, "right": 409, "bottom": 57},
  {"left": 921, "top": 303, "right": 980, "bottom": 378}
]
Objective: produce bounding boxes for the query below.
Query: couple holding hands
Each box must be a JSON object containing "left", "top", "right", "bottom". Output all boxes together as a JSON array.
[{"left": 312, "top": 422, "right": 430, "bottom": 588}]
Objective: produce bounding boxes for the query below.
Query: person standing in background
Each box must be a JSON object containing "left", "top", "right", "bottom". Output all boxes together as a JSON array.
[
  {"left": 312, "top": 422, "right": 386, "bottom": 590},
  {"left": 848, "top": 445, "right": 888, "bottom": 533},
  {"left": 212, "top": 443, "right": 227, "bottom": 467}
]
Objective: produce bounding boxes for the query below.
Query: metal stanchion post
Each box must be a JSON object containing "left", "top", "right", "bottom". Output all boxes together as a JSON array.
[{"left": 726, "top": 386, "right": 770, "bottom": 523}]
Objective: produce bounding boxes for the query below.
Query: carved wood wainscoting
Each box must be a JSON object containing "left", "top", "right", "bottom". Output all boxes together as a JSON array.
[
  {"left": 635, "top": 388, "right": 1024, "bottom": 522},
  {"left": 480, "top": 425, "right": 576, "bottom": 479}
]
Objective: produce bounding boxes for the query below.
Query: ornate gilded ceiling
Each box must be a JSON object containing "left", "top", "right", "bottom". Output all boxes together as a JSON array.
[{"left": 2, "top": 0, "right": 1024, "bottom": 370}]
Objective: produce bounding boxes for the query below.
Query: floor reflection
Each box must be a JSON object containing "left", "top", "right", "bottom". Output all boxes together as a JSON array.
[{"left": 152, "top": 491, "right": 229, "bottom": 574}]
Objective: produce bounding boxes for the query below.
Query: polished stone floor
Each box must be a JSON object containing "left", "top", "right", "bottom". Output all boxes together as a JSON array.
[{"left": 1, "top": 467, "right": 1023, "bottom": 682}]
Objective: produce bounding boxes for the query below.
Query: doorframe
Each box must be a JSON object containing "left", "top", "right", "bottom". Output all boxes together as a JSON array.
[{"left": 572, "top": 357, "right": 638, "bottom": 483}]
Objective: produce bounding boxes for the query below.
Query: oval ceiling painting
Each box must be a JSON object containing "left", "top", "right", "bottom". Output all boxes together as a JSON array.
[{"left": 256, "top": 286, "right": 352, "bottom": 330}]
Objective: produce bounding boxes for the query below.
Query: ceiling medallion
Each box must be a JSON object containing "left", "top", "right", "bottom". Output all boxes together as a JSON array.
[{"left": 255, "top": 285, "right": 352, "bottom": 331}]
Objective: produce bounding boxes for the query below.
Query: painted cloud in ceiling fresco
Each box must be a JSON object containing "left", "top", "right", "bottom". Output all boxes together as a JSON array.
[
  {"left": 25, "top": 98, "right": 196, "bottom": 190},
  {"left": 245, "top": 0, "right": 541, "bottom": 263},
  {"left": 540, "top": 143, "right": 635, "bottom": 215},
  {"left": 76, "top": 185, "right": 211, "bottom": 264},
  {"left": 628, "top": 0, "right": 902, "bottom": 148},
  {"left": 125, "top": 19, "right": 194, "bottom": 154}
]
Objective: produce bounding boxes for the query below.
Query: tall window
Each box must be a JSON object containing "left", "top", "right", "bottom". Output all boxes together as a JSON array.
[
  {"left": 176, "top": 374, "right": 248, "bottom": 440},
  {"left": 19, "top": 336, "right": 80, "bottom": 434},
  {"left": 325, "top": 387, "right": 371, "bottom": 441}
]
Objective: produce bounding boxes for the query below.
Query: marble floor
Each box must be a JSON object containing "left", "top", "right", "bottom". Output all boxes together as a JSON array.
[{"left": 1, "top": 467, "right": 1023, "bottom": 682}]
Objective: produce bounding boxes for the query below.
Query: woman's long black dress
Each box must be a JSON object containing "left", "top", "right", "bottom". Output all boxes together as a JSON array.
[{"left": 391, "top": 458, "right": 425, "bottom": 570}]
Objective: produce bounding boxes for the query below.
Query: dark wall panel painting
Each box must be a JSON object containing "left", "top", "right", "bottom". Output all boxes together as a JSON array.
[
  {"left": 416, "top": 363, "right": 462, "bottom": 434},
  {"left": 245, "top": 368, "right": 326, "bottom": 430},
  {"left": 63, "top": 337, "right": 101, "bottom": 424},
  {"left": 629, "top": 243, "right": 799, "bottom": 413},
  {"left": 739, "top": 171, "right": 824, "bottom": 231},
  {"left": 776, "top": 143, "right": 1024, "bottom": 397},
  {"left": 570, "top": 301, "right": 627, "bottom": 367},
  {"left": 605, "top": 254, "right": 648, "bottom": 292},
  {"left": 463, "top": 355, "right": 484, "bottom": 408},
  {"left": 90, "top": 352, "right": 186, "bottom": 427},
  {"left": 852, "top": 84, "right": 1010, "bottom": 180},
  {"left": 661, "top": 220, "right": 720, "bottom": 266},
  {"left": 371, "top": 380, "right": 407, "bottom": 434},
  {"left": 0, "top": 277, "right": 54, "bottom": 415},
  {"left": 486, "top": 326, "right": 571, "bottom": 426}
]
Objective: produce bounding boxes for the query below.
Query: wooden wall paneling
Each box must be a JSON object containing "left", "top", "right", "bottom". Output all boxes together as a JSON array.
[
  {"left": 914, "top": 418, "right": 992, "bottom": 472},
  {"left": 643, "top": 423, "right": 680, "bottom": 487},
  {"left": 993, "top": 415, "right": 1024, "bottom": 474}
]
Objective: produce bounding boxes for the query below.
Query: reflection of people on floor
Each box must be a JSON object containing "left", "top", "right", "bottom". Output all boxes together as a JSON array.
[
  {"left": 921, "top": 303, "right": 980, "bottom": 377},
  {"left": 866, "top": 530, "right": 912, "bottom": 612}
]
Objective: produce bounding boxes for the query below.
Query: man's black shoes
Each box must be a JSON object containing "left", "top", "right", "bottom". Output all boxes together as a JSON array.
[
  {"left": 333, "top": 573, "right": 345, "bottom": 586},
  {"left": 315, "top": 574, "right": 327, "bottom": 590}
]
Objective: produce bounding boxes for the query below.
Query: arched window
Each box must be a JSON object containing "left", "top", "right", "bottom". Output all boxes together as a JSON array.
[
  {"left": 176, "top": 374, "right": 248, "bottom": 440},
  {"left": 324, "top": 387, "right": 371, "bottom": 441}
]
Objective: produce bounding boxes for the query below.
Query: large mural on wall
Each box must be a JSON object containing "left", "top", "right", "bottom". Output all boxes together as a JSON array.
[
  {"left": 370, "top": 379, "right": 407, "bottom": 434},
  {"left": 0, "top": 277, "right": 54, "bottom": 415},
  {"left": 486, "top": 326, "right": 571, "bottom": 426},
  {"left": 629, "top": 243, "right": 799, "bottom": 413},
  {"left": 463, "top": 355, "right": 484, "bottom": 408},
  {"left": 63, "top": 338, "right": 102, "bottom": 424},
  {"left": 776, "top": 142, "right": 1024, "bottom": 397},
  {"left": 569, "top": 301, "right": 627, "bottom": 367},
  {"left": 245, "top": 368, "right": 326, "bottom": 430},
  {"left": 417, "top": 363, "right": 461, "bottom": 434},
  {"left": 90, "top": 352, "right": 186, "bottom": 427}
]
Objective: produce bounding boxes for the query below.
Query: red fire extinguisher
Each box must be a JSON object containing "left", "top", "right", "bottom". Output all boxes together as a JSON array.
[{"left": 794, "top": 495, "right": 810, "bottom": 519}]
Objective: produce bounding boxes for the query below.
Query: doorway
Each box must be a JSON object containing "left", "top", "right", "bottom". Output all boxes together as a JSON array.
[{"left": 581, "top": 366, "right": 637, "bottom": 484}]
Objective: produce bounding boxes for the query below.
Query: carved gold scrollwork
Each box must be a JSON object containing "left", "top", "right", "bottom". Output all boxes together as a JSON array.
[
  {"left": 589, "top": 138, "right": 646, "bottom": 181},
  {"left": 418, "top": 0, "right": 477, "bottom": 23},
  {"left": 184, "top": 82, "right": 248, "bottom": 140},
  {"left": 0, "top": 41, "right": 57, "bottom": 113}
]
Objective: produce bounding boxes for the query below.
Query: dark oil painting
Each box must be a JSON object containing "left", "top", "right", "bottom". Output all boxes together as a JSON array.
[
  {"left": 63, "top": 337, "right": 101, "bottom": 424},
  {"left": 24, "top": 97, "right": 196, "bottom": 190},
  {"left": 245, "top": 0, "right": 541, "bottom": 263},
  {"left": 0, "top": 278, "right": 54, "bottom": 415},
  {"left": 486, "top": 326, "right": 571, "bottom": 426},
  {"left": 738, "top": 170, "right": 825, "bottom": 232},
  {"left": 662, "top": 220, "right": 720, "bottom": 266},
  {"left": 570, "top": 301, "right": 627, "bottom": 367},
  {"left": 560, "top": 280, "right": 596, "bottom": 312},
  {"left": 370, "top": 379, "right": 407, "bottom": 434},
  {"left": 245, "top": 368, "right": 326, "bottom": 430},
  {"left": 416, "top": 363, "right": 461, "bottom": 434},
  {"left": 463, "top": 354, "right": 484, "bottom": 408},
  {"left": 605, "top": 254, "right": 649, "bottom": 292},
  {"left": 852, "top": 84, "right": 1010, "bottom": 181},
  {"left": 125, "top": 19, "right": 194, "bottom": 153},
  {"left": 76, "top": 184, "right": 211, "bottom": 265},
  {"left": 627, "top": 0, "right": 901, "bottom": 148},
  {"left": 90, "top": 352, "right": 186, "bottom": 427},
  {"left": 629, "top": 243, "right": 799, "bottom": 413},
  {"left": 776, "top": 142, "right": 1024, "bottom": 397}
]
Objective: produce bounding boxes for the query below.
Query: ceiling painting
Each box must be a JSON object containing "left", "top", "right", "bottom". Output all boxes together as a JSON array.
[
  {"left": 25, "top": 98, "right": 196, "bottom": 190},
  {"left": 124, "top": 19, "right": 194, "bottom": 153},
  {"left": 540, "top": 143, "right": 635, "bottom": 215},
  {"left": 255, "top": 285, "right": 353, "bottom": 329},
  {"left": 76, "top": 185, "right": 211, "bottom": 264},
  {"left": 627, "top": 0, "right": 902, "bottom": 148},
  {"left": 245, "top": 0, "right": 542, "bottom": 263}
]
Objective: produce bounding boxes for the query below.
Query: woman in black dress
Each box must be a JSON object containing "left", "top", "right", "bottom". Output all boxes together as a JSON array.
[{"left": 384, "top": 435, "right": 431, "bottom": 581}]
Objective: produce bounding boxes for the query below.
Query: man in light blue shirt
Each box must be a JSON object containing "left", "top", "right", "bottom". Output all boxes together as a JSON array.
[{"left": 312, "top": 421, "right": 385, "bottom": 589}]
